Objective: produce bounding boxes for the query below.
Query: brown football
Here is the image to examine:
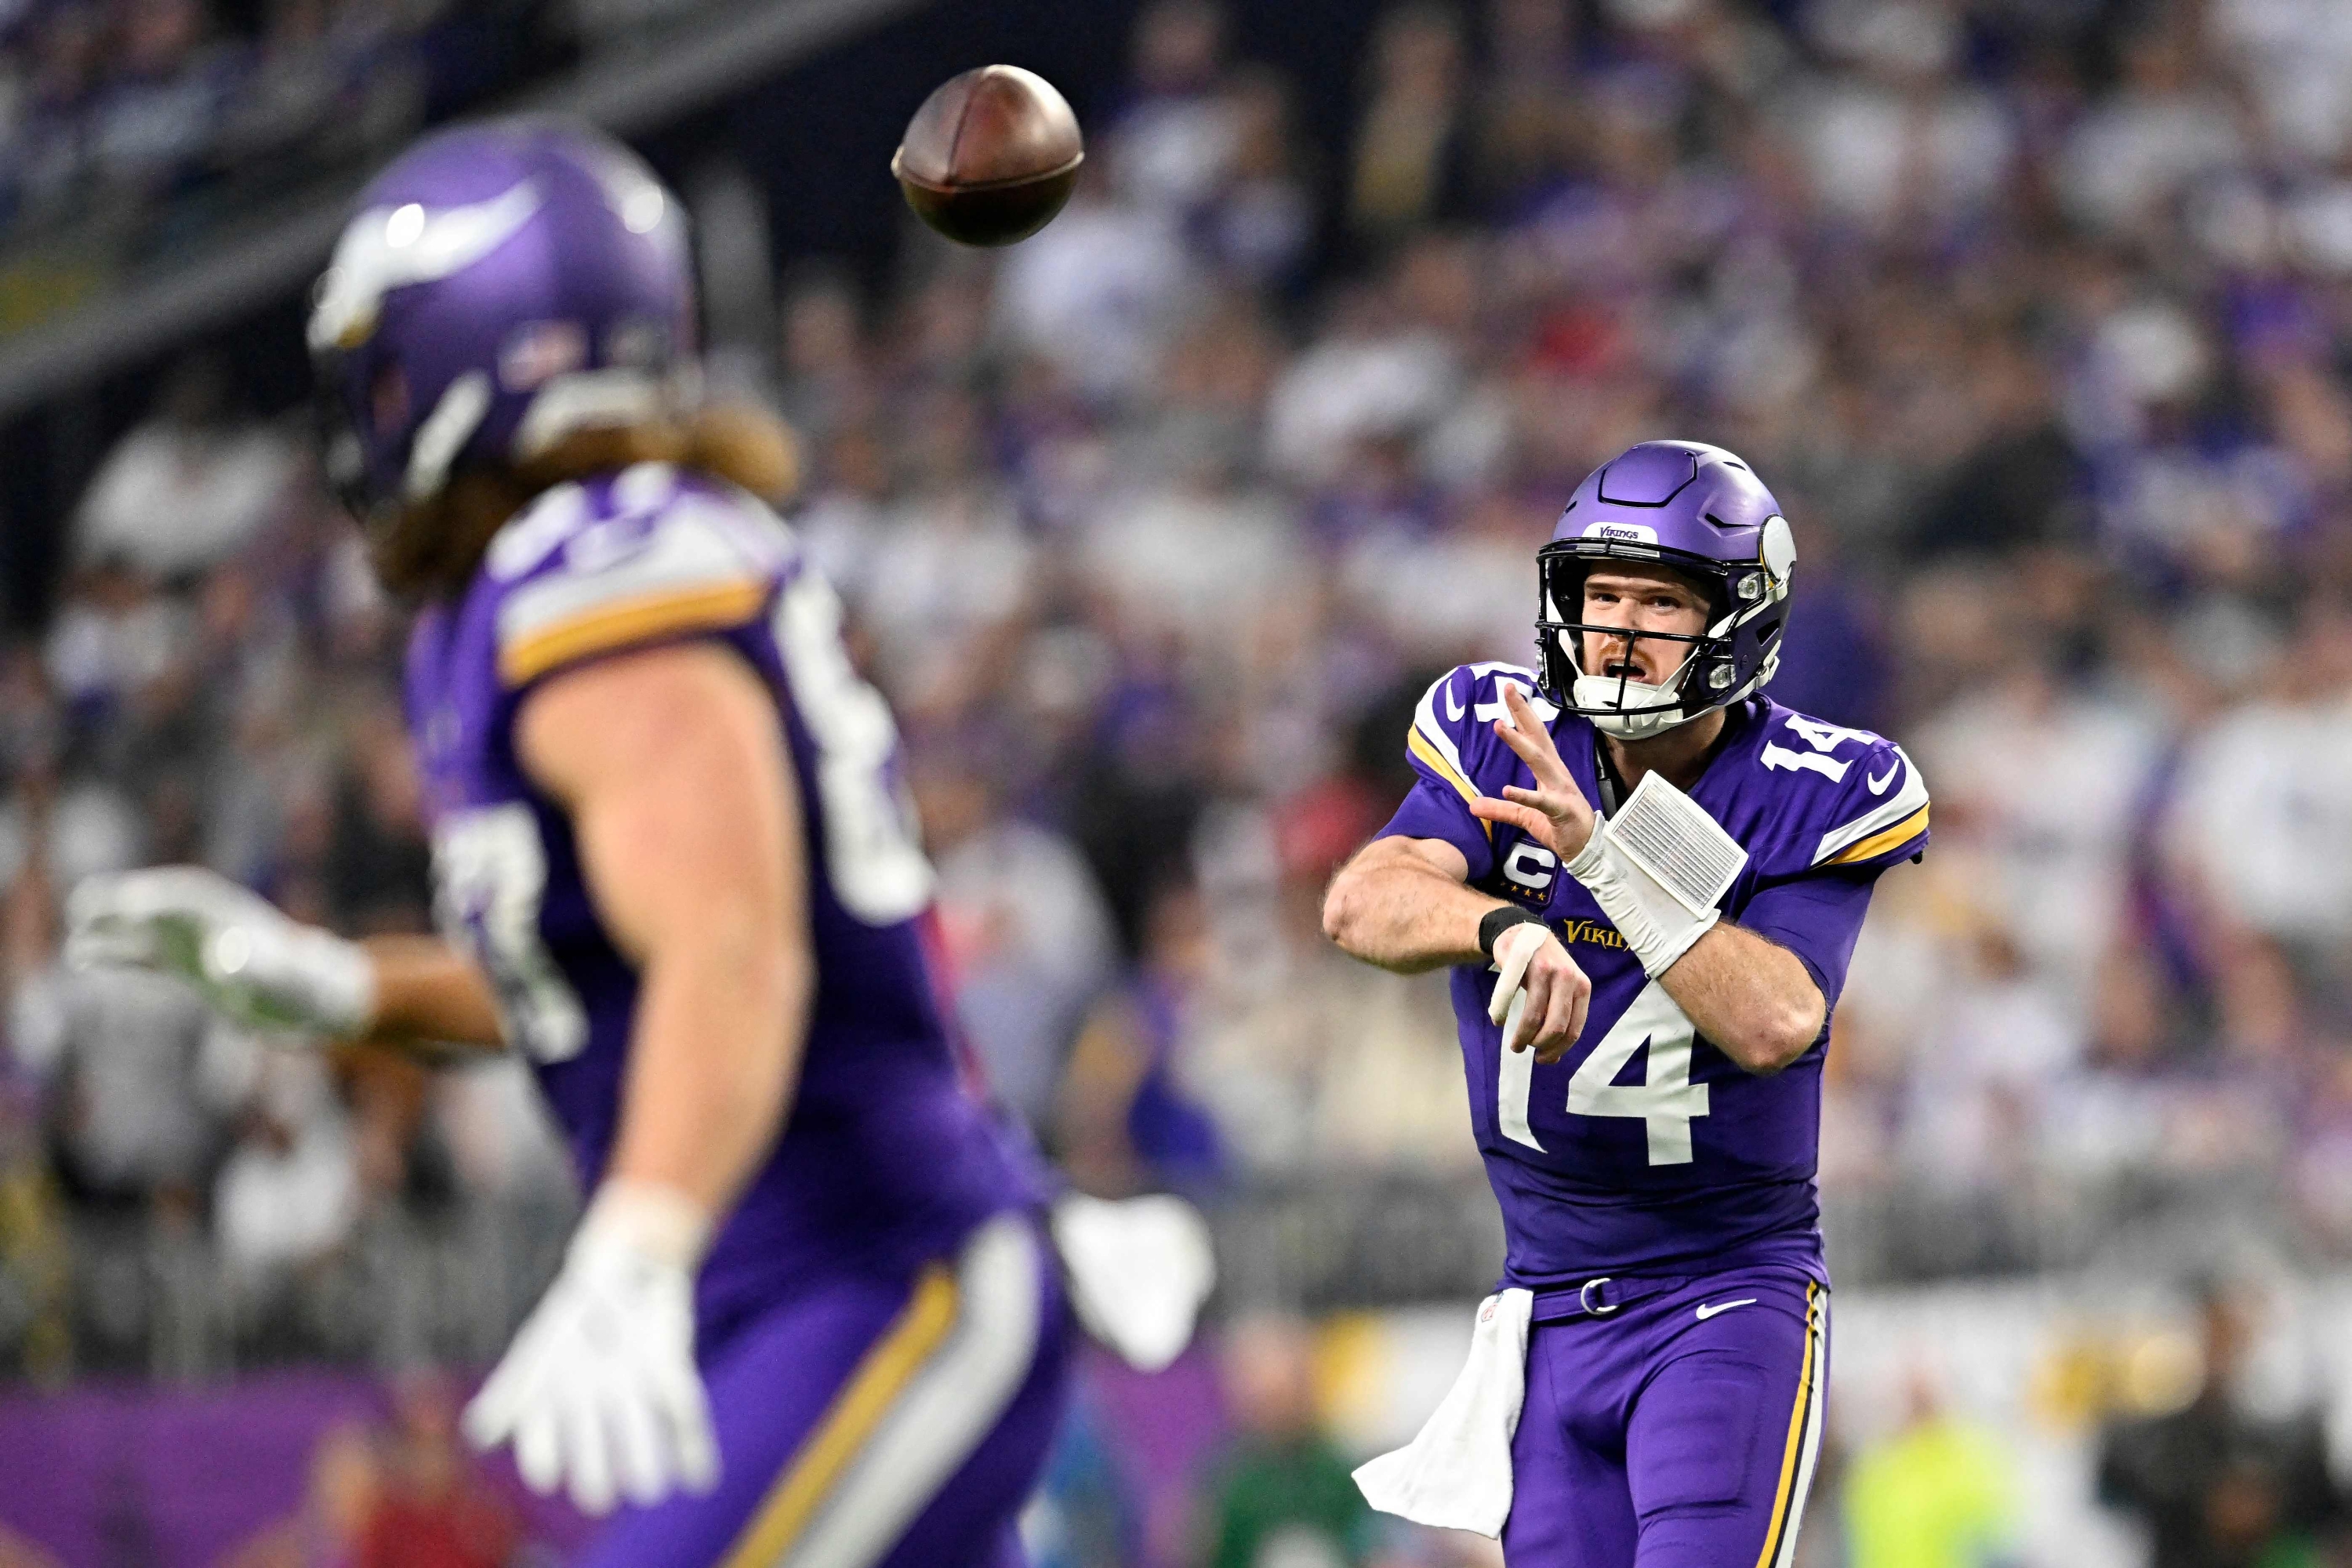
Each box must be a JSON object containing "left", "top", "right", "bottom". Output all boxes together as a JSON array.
[{"left": 892, "top": 65, "right": 1083, "bottom": 247}]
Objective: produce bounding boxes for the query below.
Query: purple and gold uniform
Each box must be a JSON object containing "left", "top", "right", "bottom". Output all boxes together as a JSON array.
[
  {"left": 1380, "top": 663, "right": 1929, "bottom": 1567},
  {"left": 406, "top": 462, "right": 1069, "bottom": 1568}
]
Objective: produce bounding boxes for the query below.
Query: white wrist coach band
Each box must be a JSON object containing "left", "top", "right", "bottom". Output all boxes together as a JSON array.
[{"left": 1565, "top": 771, "right": 1748, "bottom": 978}]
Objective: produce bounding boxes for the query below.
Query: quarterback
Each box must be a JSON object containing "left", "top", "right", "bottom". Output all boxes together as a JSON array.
[
  {"left": 67, "top": 123, "right": 1072, "bottom": 1566},
  {"left": 1325, "top": 441, "right": 1929, "bottom": 1566}
]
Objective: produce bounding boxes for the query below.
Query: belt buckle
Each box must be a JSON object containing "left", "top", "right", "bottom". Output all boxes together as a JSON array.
[{"left": 1579, "top": 1276, "right": 1619, "bottom": 1316}]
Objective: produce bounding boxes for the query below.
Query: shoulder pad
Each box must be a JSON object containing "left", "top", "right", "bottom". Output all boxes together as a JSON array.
[
  {"left": 486, "top": 464, "right": 786, "bottom": 688},
  {"left": 1752, "top": 709, "right": 1930, "bottom": 871}
]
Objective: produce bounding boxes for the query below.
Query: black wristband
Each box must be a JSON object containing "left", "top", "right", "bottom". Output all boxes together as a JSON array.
[{"left": 1478, "top": 904, "right": 1546, "bottom": 962}]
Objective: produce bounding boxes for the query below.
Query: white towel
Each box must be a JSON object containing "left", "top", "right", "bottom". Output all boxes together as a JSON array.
[{"left": 1352, "top": 1287, "right": 1534, "bottom": 1537}]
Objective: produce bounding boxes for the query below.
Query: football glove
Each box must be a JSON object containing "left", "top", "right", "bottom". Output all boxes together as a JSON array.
[
  {"left": 65, "top": 866, "right": 377, "bottom": 1039},
  {"left": 462, "top": 1181, "right": 720, "bottom": 1515},
  {"left": 1051, "top": 1192, "right": 1216, "bottom": 1373}
]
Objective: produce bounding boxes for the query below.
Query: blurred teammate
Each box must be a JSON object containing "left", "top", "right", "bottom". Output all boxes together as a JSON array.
[
  {"left": 1326, "top": 441, "right": 1930, "bottom": 1566},
  {"left": 69, "top": 122, "right": 1069, "bottom": 1567}
]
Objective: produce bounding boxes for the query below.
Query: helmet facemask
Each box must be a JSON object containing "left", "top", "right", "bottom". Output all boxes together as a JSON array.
[{"left": 1534, "top": 536, "right": 1788, "bottom": 739}]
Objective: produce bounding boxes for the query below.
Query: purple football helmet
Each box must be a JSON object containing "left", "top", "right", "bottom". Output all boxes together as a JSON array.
[
  {"left": 307, "top": 118, "right": 694, "bottom": 532},
  {"left": 1534, "top": 440, "right": 1796, "bottom": 739}
]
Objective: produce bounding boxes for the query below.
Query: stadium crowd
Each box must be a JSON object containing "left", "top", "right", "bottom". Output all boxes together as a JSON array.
[
  {"left": 6, "top": 0, "right": 2352, "bottom": 1561},
  {"left": 0, "top": 0, "right": 588, "bottom": 293}
]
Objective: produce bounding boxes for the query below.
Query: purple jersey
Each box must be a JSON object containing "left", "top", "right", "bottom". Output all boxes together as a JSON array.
[
  {"left": 1378, "top": 662, "right": 1930, "bottom": 1289},
  {"left": 405, "top": 462, "right": 1041, "bottom": 1342}
]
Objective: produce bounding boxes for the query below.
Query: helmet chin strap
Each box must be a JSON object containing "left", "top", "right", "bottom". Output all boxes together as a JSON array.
[
  {"left": 1566, "top": 624, "right": 1705, "bottom": 740},
  {"left": 1573, "top": 674, "right": 1700, "bottom": 739}
]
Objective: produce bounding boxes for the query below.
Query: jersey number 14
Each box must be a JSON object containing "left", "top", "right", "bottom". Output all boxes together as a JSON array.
[{"left": 1499, "top": 980, "right": 1710, "bottom": 1164}]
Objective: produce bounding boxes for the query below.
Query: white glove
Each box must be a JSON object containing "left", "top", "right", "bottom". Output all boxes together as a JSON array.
[
  {"left": 1051, "top": 1192, "right": 1217, "bottom": 1373},
  {"left": 462, "top": 1181, "right": 720, "bottom": 1515},
  {"left": 66, "top": 866, "right": 377, "bottom": 1039}
]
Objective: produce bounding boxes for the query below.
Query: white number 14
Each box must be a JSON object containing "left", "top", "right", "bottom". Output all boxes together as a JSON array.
[{"left": 1498, "top": 979, "right": 1710, "bottom": 1164}]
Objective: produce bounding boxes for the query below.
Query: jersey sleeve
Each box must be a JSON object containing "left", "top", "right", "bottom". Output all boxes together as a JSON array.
[
  {"left": 1802, "top": 738, "right": 1930, "bottom": 875},
  {"left": 490, "top": 479, "right": 779, "bottom": 691},
  {"left": 1375, "top": 665, "right": 1498, "bottom": 881},
  {"left": 1740, "top": 716, "right": 1930, "bottom": 1006},
  {"left": 1740, "top": 869, "right": 1875, "bottom": 1010}
]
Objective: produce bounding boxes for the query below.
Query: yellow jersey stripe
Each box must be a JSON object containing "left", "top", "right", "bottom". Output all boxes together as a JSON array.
[
  {"left": 1406, "top": 725, "right": 1492, "bottom": 840},
  {"left": 1824, "top": 805, "right": 1928, "bottom": 868},
  {"left": 1753, "top": 1283, "right": 1821, "bottom": 1568},
  {"left": 499, "top": 579, "right": 769, "bottom": 687},
  {"left": 718, "top": 1265, "right": 960, "bottom": 1568}
]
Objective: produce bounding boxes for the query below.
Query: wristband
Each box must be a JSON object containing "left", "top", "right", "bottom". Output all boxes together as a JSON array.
[
  {"left": 1478, "top": 904, "right": 1547, "bottom": 962},
  {"left": 577, "top": 1180, "right": 714, "bottom": 1271}
]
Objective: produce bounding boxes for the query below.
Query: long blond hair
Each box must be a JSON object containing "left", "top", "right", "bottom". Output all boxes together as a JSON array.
[{"left": 370, "top": 402, "right": 800, "bottom": 598}]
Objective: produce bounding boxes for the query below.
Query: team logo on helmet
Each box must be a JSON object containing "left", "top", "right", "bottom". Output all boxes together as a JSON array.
[{"left": 308, "top": 118, "right": 695, "bottom": 535}]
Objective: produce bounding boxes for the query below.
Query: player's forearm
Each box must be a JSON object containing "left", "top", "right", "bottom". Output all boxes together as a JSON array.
[
  {"left": 1324, "top": 855, "right": 1503, "bottom": 973},
  {"left": 355, "top": 936, "right": 510, "bottom": 1054},
  {"left": 606, "top": 917, "right": 813, "bottom": 1218},
  {"left": 1657, "top": 922, "right": 1824, "bottom": 1075}
]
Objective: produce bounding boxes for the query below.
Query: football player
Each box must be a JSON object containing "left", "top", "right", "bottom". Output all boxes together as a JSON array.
[
  {"left": 1324, "top": 441, "right": 1929, "bottom": 1567},
  {"left": 67, "top": 122, "right": 1073, "bottom": 1567}
]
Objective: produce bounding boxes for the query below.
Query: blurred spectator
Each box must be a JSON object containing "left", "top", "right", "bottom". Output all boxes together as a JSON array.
[
  {"left": 212, "top": 1049, "right": 358, "bottom": 1313},
  {"left": 71, "top": 358, "right": 296, "bottom": 582},
  {"left": 1842, "top": 1368, "right": 2019, "bottom": 1568},
  {"left": 220, "top": 1417, "right": 383, "bottom": 1568},
  {"left": 997, "top": 158, "right": 1203, "bottom": 407},
  {"left": 1058, "top": 880, "right": 1226, "bottom": 1197},
  {"left": 356, "top": 1373, "right": 519, "bottom": 1568},
  {"left": 1347, "top": 5, "right": 1472, "bottom": 256},
  {"left": 2161, "top": 597, "right": 2352, "bottom": 1014},
  {"left": 8, "top": 952, "right": 238, "bottom": 1220},
  {"left": 1108, "top": 0, "right": 1236, "bottom": 220},
  {"left": 1025, "top": 1385, "right": 1146, "bottom": 1568},
  {"left": 323, "top": 702, "right": 430, "bottom": 937},
  {"left": 2096, "top": 1279, "right": 2346, "bottom": 1568},
  {"left": 1909, "top": 639, "right": 2163, "bottom": 1007},
  {"left": 1194, "top": 1314, "right": 1379, "bottom": 1568},
  {"left": 0, "top": 0, "right": 581, "bottom": 271},
  {"left": 2060, "top": 20, "right": 2245, "bottom": 239},
  {"left": 919, "top": 751, "right": 1118, "bottom": 1130},
  {"left": 1790, "top": 0, "right": 2014, "bottom": 240}
]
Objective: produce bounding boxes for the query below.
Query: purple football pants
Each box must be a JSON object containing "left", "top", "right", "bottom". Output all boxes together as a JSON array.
[
  {"left": 1503, "top": 1265, "right": 1828, "bottom": 1568},
  {"left": 575, "top": 1211, "right": 1073, "bottom": 1568}
]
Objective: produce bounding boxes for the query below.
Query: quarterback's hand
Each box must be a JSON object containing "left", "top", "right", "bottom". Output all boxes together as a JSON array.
[
  {"left": 65, "top": 867, "right": 376, "bottom": 1039},
  {"left": 1486, "top": 920, "right": 1591, "bottom": 1064},
  {"left": 1468, "top": 683, "right": 1598, "bottom": 863},
  {"left": 463, "top": 1183, "right": 720, "bottom": 1515}
]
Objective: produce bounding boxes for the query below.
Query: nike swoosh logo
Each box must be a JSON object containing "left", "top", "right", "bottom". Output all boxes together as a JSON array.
[
  {"left": 1694, "top": 1299, "right": 1757, "bottom": 1321},
  {"left": 1865, "top": 761, "right": 1899, "bottom": 794},
  {"left": 1445, "top": 685, "right": 1466, "bottom": 722}
]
